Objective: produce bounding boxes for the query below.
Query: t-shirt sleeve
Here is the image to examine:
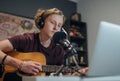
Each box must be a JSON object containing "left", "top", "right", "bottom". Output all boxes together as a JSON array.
[{"left": 8, "top": 34, "right": 28, "bottom": 51}]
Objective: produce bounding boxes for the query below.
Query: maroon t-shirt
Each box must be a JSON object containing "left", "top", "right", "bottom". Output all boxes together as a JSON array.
[{"left": 8, "top": 33, "right": 65, "bottom": 65}]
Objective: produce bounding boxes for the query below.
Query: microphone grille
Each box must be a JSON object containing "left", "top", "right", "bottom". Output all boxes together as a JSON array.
[{"left": 52, "top": 31, "right": 67, "bottom": 44}]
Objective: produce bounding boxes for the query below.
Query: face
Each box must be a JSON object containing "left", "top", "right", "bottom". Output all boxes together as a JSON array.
[{"left": 41, "top": 14, "right": 64, "bottom": 38}]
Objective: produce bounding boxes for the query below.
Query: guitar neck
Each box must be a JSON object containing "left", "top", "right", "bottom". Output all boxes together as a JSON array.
[{"left": 42, "top": 65, "right": 81, "bottom": 73}]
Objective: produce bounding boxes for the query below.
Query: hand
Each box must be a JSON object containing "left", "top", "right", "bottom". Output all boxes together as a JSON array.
[
  {"left": 19, "top": 61, "right": 42, "bottom": 75},
  {"left": 64, "top": 67, "right": 88, "bottom": 76},
  {"left": 72, "top": 67, "right": 88, "bottom": 76}
]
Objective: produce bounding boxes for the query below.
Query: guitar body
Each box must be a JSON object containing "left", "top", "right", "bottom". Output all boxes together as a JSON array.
[{"left": 0, "top": 51, "right": 46, "bottom": 81}]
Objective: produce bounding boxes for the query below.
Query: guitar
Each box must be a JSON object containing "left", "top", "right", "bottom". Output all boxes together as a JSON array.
[{"left": 0, "top": 51, "right": 81, "bottom": 81}]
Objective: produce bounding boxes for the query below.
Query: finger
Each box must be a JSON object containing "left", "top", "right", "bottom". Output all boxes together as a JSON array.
[
  {"left": 72, "top": 72, "right": 80, "bottom": 76},
  {"left": 34, "top": 62, "right": 41, "bottom": 65},
  {"left": 81, "top": 68, "right": 88, "bottom": 73},
  {"left": 27, "top": 67, "right": 40, "bottom": 75},
  {"left": 33, "top": 64, "right": 42, "bottom": 71},
  {"left": 32, "top": 68, "right": 40, "bottom": 73}
]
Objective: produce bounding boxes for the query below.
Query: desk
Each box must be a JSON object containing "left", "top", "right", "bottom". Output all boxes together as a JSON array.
[
  {"left": 23, "top": 76, "right": 80, "bottom": 81},
  {"left": 23, "top": 75, "right": 120, "bottom": 81}
]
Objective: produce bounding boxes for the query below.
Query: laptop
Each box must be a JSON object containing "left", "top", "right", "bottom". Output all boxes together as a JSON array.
[{"left": 87, "top": 21, "right": 120, "bottom": 77}]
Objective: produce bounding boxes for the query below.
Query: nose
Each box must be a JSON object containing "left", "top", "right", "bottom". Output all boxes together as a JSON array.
[{"left": 54, "top": 25, "right": 60, "bottom": 31}]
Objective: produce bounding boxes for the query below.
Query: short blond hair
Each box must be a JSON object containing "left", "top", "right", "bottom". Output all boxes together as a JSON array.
[{"left": 34, "top": 8, "right": 65, "bottom": 29}]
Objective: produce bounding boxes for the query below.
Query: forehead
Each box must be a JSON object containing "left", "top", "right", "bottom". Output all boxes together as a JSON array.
[{"left": 46, "top": 14, "right": 64, "bottom": 23}]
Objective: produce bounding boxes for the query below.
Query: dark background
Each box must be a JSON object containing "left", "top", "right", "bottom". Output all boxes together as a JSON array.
[{"left": 0, "top": 0, "right": 76, "bottom": 19}]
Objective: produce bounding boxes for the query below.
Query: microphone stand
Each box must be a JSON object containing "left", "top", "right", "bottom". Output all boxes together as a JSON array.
[
  {"left": 71, "top": 55, "right": 79, "bottom": 67},
  {"left": 71, "top": 54, "right": 86, "bottom": 77},
  {"left": 65, "top": 44, "right": 79, "bottom": 67},
  {"left": 65, "top": 46, "right": 85, "bottom": 75}
]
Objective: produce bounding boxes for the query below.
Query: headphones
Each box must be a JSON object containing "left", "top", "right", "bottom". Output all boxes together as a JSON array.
[{"left": 38, "top": 11, "right": 46, "bottom": 29}]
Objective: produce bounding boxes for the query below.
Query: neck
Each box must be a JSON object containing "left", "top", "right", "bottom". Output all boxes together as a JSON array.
[{"left": 39, "top": 32, "right": 51, "bottom": 48}]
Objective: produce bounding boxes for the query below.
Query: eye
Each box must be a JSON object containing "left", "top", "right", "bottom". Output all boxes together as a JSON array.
[
  {"left": 51, "top": 21, "right": 55, "bottom": 25},
  {"left": 58, "top": 24, "right": 62, "bottom": 28}
]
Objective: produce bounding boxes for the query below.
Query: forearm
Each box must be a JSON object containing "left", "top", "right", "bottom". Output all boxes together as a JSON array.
[
  {"left": 0, "top": 50, "right": 22, "bottom": 69},
  {"left": 0, "top": 50, "right": 6, "bottom": 64}
]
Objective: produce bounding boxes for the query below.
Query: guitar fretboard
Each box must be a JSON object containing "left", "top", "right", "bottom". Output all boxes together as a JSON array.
[{"left": 42, "top": 65, "right": 81, "bottom": 73}]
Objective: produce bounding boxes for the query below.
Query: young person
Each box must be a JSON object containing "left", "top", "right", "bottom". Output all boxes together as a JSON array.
[{"left": 0, "top": 8, "right": 88, "bottom": 81}]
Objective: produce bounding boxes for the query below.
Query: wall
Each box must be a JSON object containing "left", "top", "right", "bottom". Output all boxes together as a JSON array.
[
  {"left": 77, "top": 0, "right": 120, "bottom": 64},
  {"left": 0, "top": 0, "right": 76, "bottom": 41},
  {"left": 0, "top": 0, "right": 76, "bottom": 19}
]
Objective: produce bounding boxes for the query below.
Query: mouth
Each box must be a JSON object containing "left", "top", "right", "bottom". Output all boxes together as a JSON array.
[{"left": 52, "top": 31, "right": 56, "bottom": 34}]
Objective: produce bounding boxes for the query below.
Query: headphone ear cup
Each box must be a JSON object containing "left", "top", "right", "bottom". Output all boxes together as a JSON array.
[{"left": 38, "top": 17, "right": 44, "bottom": 29}]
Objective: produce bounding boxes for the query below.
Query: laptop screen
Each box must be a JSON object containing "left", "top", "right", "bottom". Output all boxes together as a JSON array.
[{"left": 88, "top": 21, "right": 120, "bottom": 77}]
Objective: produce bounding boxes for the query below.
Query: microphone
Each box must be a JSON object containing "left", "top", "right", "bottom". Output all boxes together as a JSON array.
[
  {"left": 53, "top": 31, "right": 79, "bottom": 67},
  {"left": 53, "top": 31, "right": 77, "bottom": 57}
]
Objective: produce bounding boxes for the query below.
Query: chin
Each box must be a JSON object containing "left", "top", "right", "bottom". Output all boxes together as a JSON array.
[
  {"left": 48, "top": 32, "right": 54, "bottom": 38},
  {"left": 48, "top": 34, "right": 53, "bottom": 38}
]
